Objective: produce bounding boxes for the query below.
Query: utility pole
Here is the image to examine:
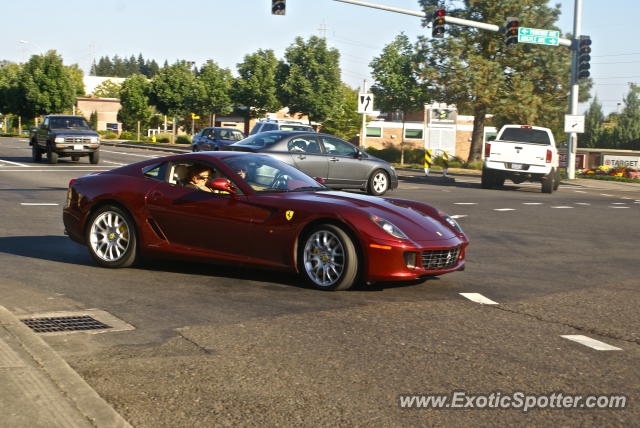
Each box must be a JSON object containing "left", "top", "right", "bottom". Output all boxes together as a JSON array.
[
  {"left": 567, "top": 0, "right": 583, "bottom": 180},
  {"left": 360, "top": 79, "right": 367, "bottom": 149}
]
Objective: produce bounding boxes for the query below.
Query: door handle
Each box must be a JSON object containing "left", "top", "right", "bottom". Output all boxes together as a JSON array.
[
  {"left": 297, "top": 155, "right": 306, "bottom": 160},
  {"left": 330, "top": 157, "right": 339, "bottom": 162},
  {"left": 148, "top": 191, "right": 162, "bottom": 201}
]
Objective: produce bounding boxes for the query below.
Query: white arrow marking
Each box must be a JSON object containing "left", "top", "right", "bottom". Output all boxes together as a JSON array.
[{"left": 561, "top": 335, "right": 621, "bottom": 351}]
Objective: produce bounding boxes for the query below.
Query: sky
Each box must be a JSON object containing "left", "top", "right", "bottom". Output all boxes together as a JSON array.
[{"left": 2, "top": 0, "right": 637, "bottom": 114}]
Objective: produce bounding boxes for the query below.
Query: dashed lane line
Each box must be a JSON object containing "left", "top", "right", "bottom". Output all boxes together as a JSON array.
[
  {"left": 493, "top": 208, "right": 516, "bottom": 211},
  {"left": 454, "top": 202, "right": 477, "bottom": 205},
  {"left": 450, "top": 215, "right": 468, "bottom": 219},
  {"left": 574, "top": 190, "right": 586, "bottom": 193},
  {"left": 522, "top": 202, "right": 543, "bottom": 205},
  {"left": 0, "top": 159, "right": 30, "bottom": 167},
  {"left": 20, "top": 203, "right": 60, "bottom": 206},
  {"left": 609, "top": 206, "right": 630, "bottom": 209},
  {"left": 561, "top": 335, "right": 622, "bottom": 351},
  {"left": 575, "top": 202, "right": 591, "bottom": 206},
  {"left": 551, "top": 206, "right": 574, "bottom": 209},
  {"left": 459, "top": 293, "right": 499, "bottom": 305},
  {"left": 600, "top": 193, "right": 614, "bottom": 197},
  {"left": 611, "top": 202, "right": 627, "bottom": 205}
]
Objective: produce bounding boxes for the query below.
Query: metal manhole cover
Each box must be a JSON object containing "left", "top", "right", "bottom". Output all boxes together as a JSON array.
[{"left": 21, "top": 315, "right": 112, "bottom": 333}]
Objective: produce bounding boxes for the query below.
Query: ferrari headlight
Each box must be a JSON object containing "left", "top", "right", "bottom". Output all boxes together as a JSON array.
[
  {"left": 438, "top": 210, "right": 464, "bottom": 234},
  {"left": 370, "top": 215, "right": 408, "bottom": 239}
]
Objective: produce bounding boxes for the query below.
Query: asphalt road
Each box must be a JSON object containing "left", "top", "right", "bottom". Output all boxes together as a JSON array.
[{"left": 1, "top": 137, "right": 639, "bottom": 427}]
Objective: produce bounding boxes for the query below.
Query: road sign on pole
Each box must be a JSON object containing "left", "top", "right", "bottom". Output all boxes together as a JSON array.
[
  {"left": 564, "top": 114, "right": 585, "bottom": 133},
  {"left": 358, "top": 93, "right": 374, "bottom": 114},
  {"left": 518, "top": 27, "right": 559, "bottom": 46}
]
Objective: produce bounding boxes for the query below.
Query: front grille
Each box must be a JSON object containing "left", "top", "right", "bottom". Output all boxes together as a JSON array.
[
  {"left": 421, "top": 247, "right": 460, "bottom": 270},
  {"left": 64, "top": 136, "right": 91, "bottom": 144},
  {"left": 21, "top": 316, "right": 111, "bottom": 333}
]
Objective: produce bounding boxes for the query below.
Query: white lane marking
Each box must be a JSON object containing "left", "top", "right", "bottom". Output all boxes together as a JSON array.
[
  {"left": 609, "top": 206, "right": 630, "bottom": 209},
  {"left": 574, "top": 190, "right": 586, "bottom": 193},
  {"left": 494, "top": 208, "right": 516, "bottom": 211},
  {"left": 102, "top": 160, "right": 126, "bottom": 165},
  {"left": 522, "top": 202, "right": 543, "bottom": 205},
  {"left": 454, "top": 202, "right": 477, "bottom": 205},
  {"left": 551, "top": 206, "right": 574, "bottom": 209},
  {"left": 600, "top": 193, "right": 613, "bottom": 197},
  {"left": 621, "top": 197, "right": 633, "bottom": 200},
  {"left": 561, "top": 335, "right": 622, "bottom": 351},
  {"left": 20, "top": 203, "right": 60, "bottom": 206},
  {"left": 451, "top": 215, "right": 468, "bottom": 219},
  {"left": 574, "top": 202, "right": 591, "bottom": 206},
  {"left": 611, "top": 202, "right": 627, "bottom": 205},
  {"left": 101, "top": 150, "right": 159, "bottom": 158},
  {"left": 459, "top": 293, "right": 499, "bottom": 305},
  {"left": 0, "top": 159, "right": 30, "bottom": 167}
]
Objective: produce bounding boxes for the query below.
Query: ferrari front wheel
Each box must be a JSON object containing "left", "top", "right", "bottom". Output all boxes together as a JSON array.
[
  {"left": 299, "top": 224, "right": 359, "bottom": 291},
  {"left": 86, "top": 205, "right": 137, "bottom": 268}
]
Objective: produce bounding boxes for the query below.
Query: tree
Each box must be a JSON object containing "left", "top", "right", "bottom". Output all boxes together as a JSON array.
[
  {"left": 320, "top": 84, "right": 362, "bottom": 140},
  {"left": 582, "top": 96, "right": 604, "bottom": 148},
  {"left": 370, "top": 33, "right": 429, "bottom": 163},
  {"left": 279, "top": 36, "right": 342, "bottom": 124},
  {"left": 93, "top": 80, "right": 122, "bottom": 98},
  {"left": 66, "top": 64, "right": 86, "bottom": 96},
  {"left": 150, "top": 61, "right": 199, "bottom": 118},
  {"left": 417, "top": 0, "right": 589, "bottom": 162},
  {"left": 0, "top": 63, "right": 21, "bottom": 114},
  {"left": 119, "top": 74, "right": 153, "bottom": 132},
  {"left": 614, "top": 83, "right": 640, "bottom": 150},
  {"left": 14, "top": 51, "right": 76, "bottom": 118},
  {"left": 232, "top": 49, "right": 281, "bottom": 132},
  {"left": 196, "top": 60, "right": 234, "bottom": 126}
]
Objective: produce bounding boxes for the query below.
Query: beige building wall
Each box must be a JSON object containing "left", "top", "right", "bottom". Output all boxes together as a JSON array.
[{"left": 76, "top": 97, "right": 122, "bottom": 132}]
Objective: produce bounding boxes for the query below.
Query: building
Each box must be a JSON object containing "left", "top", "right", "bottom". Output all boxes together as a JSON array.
[{"left": 76, "top": 97, "right": 122, "bottom": 133}]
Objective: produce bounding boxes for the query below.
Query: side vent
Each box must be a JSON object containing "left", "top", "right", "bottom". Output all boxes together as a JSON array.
[{"left": 147, "top": 218, "right": 168, "bottom": 241}]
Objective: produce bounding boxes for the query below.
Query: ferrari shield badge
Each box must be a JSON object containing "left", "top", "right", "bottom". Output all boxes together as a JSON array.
[{"left": 285, "top": 210, "right": 295, "bottom": 221}]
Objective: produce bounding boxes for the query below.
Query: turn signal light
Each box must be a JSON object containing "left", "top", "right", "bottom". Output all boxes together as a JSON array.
[{"left": 546, "top": 149, "right": 552, "bottom": 163}]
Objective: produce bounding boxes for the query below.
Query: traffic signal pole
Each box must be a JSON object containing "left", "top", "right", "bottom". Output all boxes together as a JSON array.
[{"left": 567, "top": 0, "right": 583, "bottom": 180}]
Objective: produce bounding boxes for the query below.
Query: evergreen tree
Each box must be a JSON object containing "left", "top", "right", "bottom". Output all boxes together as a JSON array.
[
  {"left": 417, "top": 0, "right": 590, "bottom": 162},
  {"left": 147, "top": 60, "right": 160, "bottom": 77},
  {"left": 582, "top": 96, "right": 604, "bottom": 148},
  {"left": 112, "top": 55, "right": 126, "bottom": 77},
  {"left": 614, "top": 83, "right": 640, "bottom": 150}
]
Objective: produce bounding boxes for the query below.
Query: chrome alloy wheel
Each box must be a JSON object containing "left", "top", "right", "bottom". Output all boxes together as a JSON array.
[
  {"left": 89, "top": 211, "right": 131, "bottom": 262},
  {"left": 372, "top": 172, "right": 388, "bottom": 194},
  {"left": 303, "top": 230, "right": 346, "bottom": 287}
]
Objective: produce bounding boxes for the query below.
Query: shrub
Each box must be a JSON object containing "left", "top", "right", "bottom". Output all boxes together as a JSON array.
[
  {"left": 98, "top": 130, "right": 117, "bottom": 139},
  {"left": 465, "top": 160, "right": 483, "bottom": 171},
  {"left": 176, "top": 135, "right": 191, "bottom": 145},
  {"left": 155, "top": 133, "right": 172, "bottom": 143},
  {"left": 119, "top": 131, "right": 135, "bottom": 141}
]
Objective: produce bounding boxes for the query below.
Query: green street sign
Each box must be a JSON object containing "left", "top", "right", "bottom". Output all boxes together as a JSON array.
[{"left": 518, "top": 27, "right": 559, "bottom": 46}]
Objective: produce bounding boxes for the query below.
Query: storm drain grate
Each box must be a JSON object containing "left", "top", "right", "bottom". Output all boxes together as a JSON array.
[{"left": 21, "top": 315, "right": 112, "bottom": 333}]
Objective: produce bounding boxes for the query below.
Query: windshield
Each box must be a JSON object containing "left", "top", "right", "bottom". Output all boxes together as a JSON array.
[
  {"left": 220, "top": 154, "right": 327, "bottom": 193},
  {"left": 234, "top": 132, "right": 287, "bottom": 148},
  {"left": 217, "top": 129, "right": 244, "bottom": 141},
  {"left": 499, "top": 128, "right": 551, "bottom": 145},
  {"left": 280, "top": 124, "right": 314, "bottom": 132},
  {"left": 49, "top": 117, "right": 92, "bottom": 130}
]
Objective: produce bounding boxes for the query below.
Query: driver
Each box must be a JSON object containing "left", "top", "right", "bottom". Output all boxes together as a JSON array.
[{"left": 185, "top": 165, "right": 213, "bottom": 192}]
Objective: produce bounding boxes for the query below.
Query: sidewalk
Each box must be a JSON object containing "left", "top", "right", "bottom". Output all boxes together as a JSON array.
[{"left": 0, "top": 306, "right": 130, "bottom": 428}]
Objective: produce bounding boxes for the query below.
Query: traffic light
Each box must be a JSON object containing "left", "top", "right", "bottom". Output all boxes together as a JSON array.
[
  {"left": 272, "top": 0, "right": 285, "bottom": 15},
  {"left": 505, "top": 17, "right": 519, "bottom": 47},
  {"left": 432, "top": 9, "right": 446, "bottom": 38},
  {"left": 577, "top": 36, "right": 592, "bottom": 79}
]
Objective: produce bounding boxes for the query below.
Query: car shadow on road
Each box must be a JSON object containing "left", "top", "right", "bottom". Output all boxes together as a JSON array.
[
  {"left": 0, "top": 235, "right": 93, "bottom": 265},
  {"left": 1, "top": 187, "right": 68, "bottom": 192},
  {"left": 398, "top": 175, "right": 546, "bottom": 193}
]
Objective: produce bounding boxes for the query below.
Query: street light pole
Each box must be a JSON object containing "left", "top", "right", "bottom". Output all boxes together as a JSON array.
[{"left": 567, "top": 0, "right": 583, "bottom": 180}]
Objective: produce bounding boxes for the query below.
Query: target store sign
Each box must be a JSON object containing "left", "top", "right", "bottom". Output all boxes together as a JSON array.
[{"left": 603, "top": 155, "right": 640, "bottom": 168}]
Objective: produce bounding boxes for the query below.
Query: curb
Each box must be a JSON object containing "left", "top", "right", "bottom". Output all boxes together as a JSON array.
[
  {"left": 101, "top": 140, "right": 190, "bottom": 154},
  {"left": 0, "top": 306, "right": 131, "bottom": 428}
]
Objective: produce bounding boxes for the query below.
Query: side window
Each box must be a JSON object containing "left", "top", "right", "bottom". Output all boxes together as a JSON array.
[
  {"left": 204, "top": 129, "right": 216, "bottom": 139},
  {"left": 320, "top": 137, "right": 357, "bottom": 156},
  {"left": 143, "top": 162, "right": 167, "bottom": 181},
  {"left": 287, "top": 136, "right": 318, "bottom": 153}
]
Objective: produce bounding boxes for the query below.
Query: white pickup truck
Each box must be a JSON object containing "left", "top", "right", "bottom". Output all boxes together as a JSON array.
[{"left": 482, "top": 125, "right": 560, "bottom": 193}]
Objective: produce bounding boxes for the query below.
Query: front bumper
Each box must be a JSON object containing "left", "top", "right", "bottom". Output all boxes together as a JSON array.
[{"left": 364, "top": 236, "right": 468, "bottom": 282}]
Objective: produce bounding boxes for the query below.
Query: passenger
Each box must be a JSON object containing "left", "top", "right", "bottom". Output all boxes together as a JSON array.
[{"left": 185, "top": 165, "right": 213, "bottom": 192}]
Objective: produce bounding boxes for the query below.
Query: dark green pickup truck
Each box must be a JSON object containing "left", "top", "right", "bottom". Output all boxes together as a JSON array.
[{"left": 30, "top": 115, "right": 101, "bottom": 164}]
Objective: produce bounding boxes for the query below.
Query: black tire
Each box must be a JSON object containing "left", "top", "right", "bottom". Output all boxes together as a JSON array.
[
  {"left": 367, "top": 169, "right": 389, "bottom": 196},
  {"left": 541, "top": 170, "right": 554, "bottom": 194},
  {"left": 89, "top": 150, "right": 100, "bottom": 164},
  {"left": 32, "top": 144, "right": 42, "bottom": 162},
  {"left": 192, "top": 145, "right": 199, "bottom": 152},
  {"left": 86, "top": 205, "right": 137, "bottom": 268},
  {"left": 495, "top": 174, "right": 506, "bottom": 187},
  {"left": 298, "top": 224, "right": 359, "bottom": 291},
  {"left": 481, "top": 167, "right": 495, "bottom": 189},
  {"left": 47, "top": 145, "right": 58, "bottom": 164},
  {"left": 553, "top": 168, "right": 561, "bottom": 190}
]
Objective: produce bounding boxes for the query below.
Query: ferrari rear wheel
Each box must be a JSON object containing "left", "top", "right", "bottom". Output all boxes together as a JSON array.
[
  {"left": 87, "top": 205, "right": 137, "bottom": 268},
  {"left": 300, "top": 224, "right": 359, "bottom": 291}
]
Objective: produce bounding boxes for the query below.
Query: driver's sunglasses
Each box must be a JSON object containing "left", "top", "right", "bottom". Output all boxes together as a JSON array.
[{"left": 196, "top": 175, "right": 209, "bottom": 180}]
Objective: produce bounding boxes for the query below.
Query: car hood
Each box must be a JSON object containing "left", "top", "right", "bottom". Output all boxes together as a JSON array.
[
  {"left": 270, "top": 191, "right": 457, "bottom": 242},
  {"left": 50, "top": 129, "right": 99, "bottom": 137}
]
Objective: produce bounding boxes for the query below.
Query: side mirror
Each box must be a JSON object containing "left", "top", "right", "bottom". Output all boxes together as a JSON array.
[
  {"left": 209, "top": 178, "right": 238, "bottom": 194},
  {"left": 354, "top": 150, "right": 364, "bottom": 159}
]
